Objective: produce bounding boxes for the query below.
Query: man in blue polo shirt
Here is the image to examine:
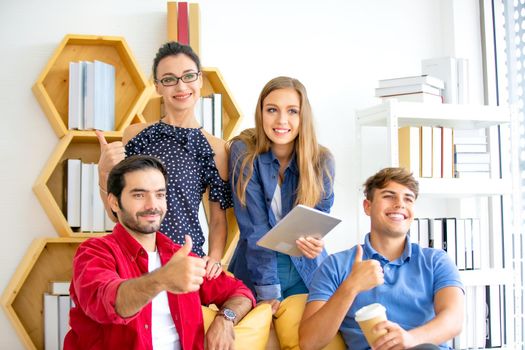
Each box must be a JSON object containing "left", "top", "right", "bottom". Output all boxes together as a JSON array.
[{"left": 299, "top": 167, "right": 464, "bottom": 350}]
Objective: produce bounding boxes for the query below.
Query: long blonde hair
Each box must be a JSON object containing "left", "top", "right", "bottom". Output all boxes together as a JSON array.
[{"left": 229, "top": 76, "right": 333, "bottom": 208}]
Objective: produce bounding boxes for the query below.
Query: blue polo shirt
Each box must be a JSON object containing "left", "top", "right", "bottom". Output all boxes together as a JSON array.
[{"left": 308, "top": 233, "right": 463, "bottom": 350}]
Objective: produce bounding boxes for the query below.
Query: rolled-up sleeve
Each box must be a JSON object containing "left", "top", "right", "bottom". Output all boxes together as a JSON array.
[
  {"left": 72, "top": 239, "right": 134, "bottom": 325},
  {"left": 200, "top": 272, "right": 256, "bottom": 307}
]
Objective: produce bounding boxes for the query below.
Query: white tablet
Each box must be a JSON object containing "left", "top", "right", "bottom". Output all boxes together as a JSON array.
[{"left": 256, "top": 205, "right": 341, "bottom": 256}]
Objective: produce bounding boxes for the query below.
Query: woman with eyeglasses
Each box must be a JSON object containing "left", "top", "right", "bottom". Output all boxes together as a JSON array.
[
  {"left": 96, "top": 42, "right": 231, "bottom": 279},
  {"left": 227, "top": 76, "right": 335, "bottom": 312}
]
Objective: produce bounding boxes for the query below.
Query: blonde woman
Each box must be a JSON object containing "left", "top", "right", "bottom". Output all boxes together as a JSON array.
[{"left": 228, "top": 76, "right": 335, "bottom": 311}]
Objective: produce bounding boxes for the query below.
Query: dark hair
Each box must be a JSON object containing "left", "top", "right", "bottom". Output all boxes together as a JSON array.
[
  {"left": 107, "top": 155, "right": 168, "bottom": 204},
  {"left": 152, "top": 41, "right": 201, "bottom": 80},
  {"left": 363, "top": 167, "right": 419, "bottom": 200}
]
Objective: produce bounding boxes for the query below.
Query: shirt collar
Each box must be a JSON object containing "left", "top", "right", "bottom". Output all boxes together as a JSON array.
[
  {"left": 363, "top": 233, "right": 412, "bottom": 265},
  {"left": 260, "top": 149, "right": 299, "bottom": 175},
  {"left": 113, "top": 223, "right": 175, "bottom": 259}
]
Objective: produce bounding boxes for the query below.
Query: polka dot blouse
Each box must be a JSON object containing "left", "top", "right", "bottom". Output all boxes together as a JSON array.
[{"left": 125, "top": 120, "right": 233, "bottom": 257}]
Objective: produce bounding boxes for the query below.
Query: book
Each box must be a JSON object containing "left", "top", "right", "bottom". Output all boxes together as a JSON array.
[
  {"left": 485, "top": 285, "right": 502, "bottom": 347},
  {"left": 443, "top": 218, "right": 457, "bottom": 264},
  {"left": 457, "top": 58, "right": 469, "bottom": 104},
  {"left": 83, "top": 61, "right": 94, "bottom": 129},
  {"left": 454, "top": 135, "right": 487, "bottom": 144},
  {"left": 378, "top": 75, "right": 445, "bottom": 89},
  {"left": 44, "top": 293, "right": 59, "bottom": 350},
  {"left": 188, "top": 3, "right": 200, "bottom": 55},
  {"left": 471, "top": 218, "right": 481, "bottom": 269},
  {"left": 420, "top": 126, "right": 433, "bottom": 178},
  {"left": 464, "top": 218, "right": 473, "bottom": 269},
  {"left": 432, "top": 127, "right": 442, "bottom": 178},
  {"left": 381, "top": 92, "right": 442, "bottom": 104},
  {"left": 256, "top": 205, "right": 341, "bottom": 256},
  {"left": 454, "top": 163, "right": 490, "bottom": 172},
  {"left": 398, "top": 126, "right": 420, "bottom": 177},
  {"left": 68, "top": 62, "right": 83, "bottom": 130},
  {"left": 409, "top": 218, "right": 419, "bottom": 244},
  {"left": 58, "top": 295, "right": 71, "bottom": 350},
  {"left": 418, "top": 218, "right": 430, "bottom": 248},
  {"left": 66, "top": 159, "right": 81, "bottom": 228},
  {"left": 201, "top": 96, "right": 213, "bottom": 134},
  {"left": 421, "top": 57, "right": 459, "bottom": 104},
  {"left": 454, "top": 170, "right": 491, "bottom": 179},
  {"left": 49, "top": 281, "right": 71, "bottom": 295},
  {"left": 80, "top": 162, "right": 93, "bottom": 232},
  {"left": 430, "top": 218, "right": 444, "bottom": 250},
  {"left": 177, "top": 2, "right": 189, "bottom": 45},
  {"left": 454, "top": 144, "right": 487, "bottom": 153},
  {"left": 167, "top": 1, "right": 178, "bottom": 41},
  {"left": 212, "top": 93, "right": 222, "bottom": 138},
  {"left": 441, "top": 127, "right": 454, "bottom": 178},
  {"left": 455, "top": 152, "right": 490, "bottom": 164},
  {"left": 375, "top": 83, "right": 441, "bottom": 97},
  {"left": 92, "top": 164, "right": 105, "bottom": 232},
  {"left": 455, "top": 219, "right": 466, "bottom": 270}
]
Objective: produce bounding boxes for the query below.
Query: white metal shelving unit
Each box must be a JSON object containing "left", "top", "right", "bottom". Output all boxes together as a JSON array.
[{"left": 354, "top": 100, "right": 516, "bottom": 348}]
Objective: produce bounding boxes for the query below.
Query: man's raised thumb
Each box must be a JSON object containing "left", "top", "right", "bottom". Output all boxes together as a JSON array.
[
  {"left": 177, "top": 235, "right": 193, "bottom": 256},
  {"left": 354, "top": 244, "right": 363, "bottom": 263},
  {"left": 95, "top": 130, "right": 108, "bottom": 146}
]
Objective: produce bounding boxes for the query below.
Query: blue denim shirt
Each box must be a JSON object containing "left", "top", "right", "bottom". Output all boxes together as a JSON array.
[{"left": 228, "top": 140, "right": 335, "bottom": 300}]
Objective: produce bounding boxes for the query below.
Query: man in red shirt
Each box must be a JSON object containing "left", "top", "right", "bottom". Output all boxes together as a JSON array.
[{"left": 64, "top": 155, "right": 255, "bottom": 350}]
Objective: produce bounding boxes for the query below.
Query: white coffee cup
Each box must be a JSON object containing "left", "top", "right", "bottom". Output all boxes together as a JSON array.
[{"left": 355, "top": 303, "right": 388, "bottom": 346}]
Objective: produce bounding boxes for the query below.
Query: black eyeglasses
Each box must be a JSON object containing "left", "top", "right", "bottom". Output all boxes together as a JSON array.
[{"left": 155, "top": 71, "right": 201, "bottom": 87}]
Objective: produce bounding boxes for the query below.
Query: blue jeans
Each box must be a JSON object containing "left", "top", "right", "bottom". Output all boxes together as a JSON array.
[{"left": 277, "top": 252, "right": 308, "bottom": 300}]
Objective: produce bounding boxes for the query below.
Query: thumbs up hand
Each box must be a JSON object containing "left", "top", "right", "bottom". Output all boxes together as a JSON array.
[
  {"left": 160, "top": 235, "right": 206, "bottom": 294},
  {"left": 96, "top": 130, "right": 125, "bottom": 179},
  {"left": 344, "top": 245, "right": 384, "bottom": 293}
]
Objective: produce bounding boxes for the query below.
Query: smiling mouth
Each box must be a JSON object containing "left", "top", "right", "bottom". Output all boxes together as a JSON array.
[
  {"left": 173, "top": 92, "right": 191, "bottom": 100},
  {"left": 273, "top": 128, "right": 290, "bottom": 134},
  {"left": 386, "top": 212, "right": 407, "bottom": 219}
]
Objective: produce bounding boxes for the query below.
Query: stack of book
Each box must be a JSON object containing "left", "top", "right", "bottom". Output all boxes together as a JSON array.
[
  {"left": 453, "top": 132, "right": 490, "bottom": 179},
  {"left": 44, "top": 281, "right": 72, "bottom": 350},
  {"left": 66, "top": 159, "right": 115, "bottom": 232},
  {"left": 194, "top": 94, "right": 222, "bottom": 138},
  {"left": 68, "top": 60, "right": 115, "bottom": 131},
  {"left": 375, "top": 75, "right": 444, "bottom": 103},
  {"left": 398, "top": 126, "right": 454, "bottom": 178}
]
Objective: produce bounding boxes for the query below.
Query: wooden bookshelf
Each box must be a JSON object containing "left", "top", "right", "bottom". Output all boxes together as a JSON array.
[
  {"left": 32, "top": 34, "right": 149, "bottom": 138},
  {"left": 33, "top": 132, "right": 122, "bottom": 238},
  {"left": 1, "top": 237, "right": 85, "bottom": 350}
]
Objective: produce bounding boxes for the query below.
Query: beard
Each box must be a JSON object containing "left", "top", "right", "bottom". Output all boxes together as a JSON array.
[{"left": 118, "top": 207, "right": 165, "bottom": 235}]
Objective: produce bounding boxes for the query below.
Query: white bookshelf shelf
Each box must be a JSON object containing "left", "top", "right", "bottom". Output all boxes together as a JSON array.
[
  {"left": 417, "top": 178, "right": 512, "bottom": 197},
  {"left": 356, "top": 100, "right": 510, "bottom": 129},
  {"left": 459, "top": 268, "right": 513, "bottom": 286}
]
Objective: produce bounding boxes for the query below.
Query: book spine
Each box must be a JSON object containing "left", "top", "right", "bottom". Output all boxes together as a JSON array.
[
  {"left": 167, "top": 1, "right": 178, "bottom": 41},
  {"left": 177, "top": 2, "right": 189, "bottom": 45}
]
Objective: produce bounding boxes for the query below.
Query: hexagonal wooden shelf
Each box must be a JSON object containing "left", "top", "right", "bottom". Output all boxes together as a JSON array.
[
  {"left": 32, "top": 34, "right": 149, "bottom": 138},
  {"left": 33, "top": 131, "right": 121, "bottom": 237},
  {"left": 2, "top": 237, "right": 85, "bottom": 350}
]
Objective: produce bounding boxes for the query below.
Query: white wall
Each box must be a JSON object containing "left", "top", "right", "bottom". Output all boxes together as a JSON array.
[{"left": 0, "top": 0, "right": 481, "bottom": 348}]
